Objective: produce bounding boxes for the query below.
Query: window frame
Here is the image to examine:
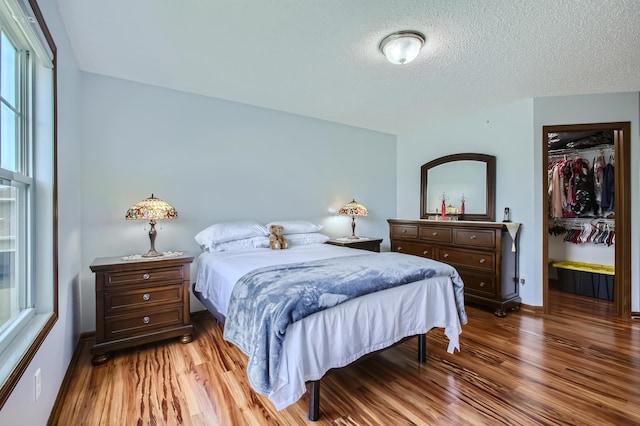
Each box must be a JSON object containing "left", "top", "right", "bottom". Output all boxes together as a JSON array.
[{"left": 0, "top": 0, "right": 57, "bottom": 409}]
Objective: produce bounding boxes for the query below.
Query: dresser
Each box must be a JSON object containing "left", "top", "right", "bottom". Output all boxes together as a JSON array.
[
  {"left": 90, "top": 254, "right": 194, "bottom": 364},
  {"left": 388, "top": 219, "right": 520, "bottom": 317}
]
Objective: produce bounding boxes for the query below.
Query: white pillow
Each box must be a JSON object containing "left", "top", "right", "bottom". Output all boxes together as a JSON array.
[
  {"left": 194, "top": 220, "right": 268, "bottom": 250},
  {"left": 285, "top": 233, "right": 330, "bottom": 246},
  {"left": 266, "top": 220, "right": 323, "bottom": 235},
  {"left": 209, "top": 236, "right": 270, "bottom": 252}
]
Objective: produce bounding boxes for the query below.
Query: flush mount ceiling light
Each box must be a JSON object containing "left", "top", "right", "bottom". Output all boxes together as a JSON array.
[{"left": 379, "top": 30, "right": 425, "bottom": 65}]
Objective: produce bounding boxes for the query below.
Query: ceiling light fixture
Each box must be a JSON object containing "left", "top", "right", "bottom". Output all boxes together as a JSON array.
[{"left": 379, "top": 31, "right": 425, "bottom": 65}]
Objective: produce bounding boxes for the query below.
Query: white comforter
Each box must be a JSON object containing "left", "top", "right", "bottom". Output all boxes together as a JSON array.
[{"left": 194, "top": 244, "right": 464, "bottom": 410}]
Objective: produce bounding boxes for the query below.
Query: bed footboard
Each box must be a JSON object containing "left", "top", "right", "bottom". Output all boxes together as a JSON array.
[{"left": 307, "top": 333, "right": 427, "bottom": 421}]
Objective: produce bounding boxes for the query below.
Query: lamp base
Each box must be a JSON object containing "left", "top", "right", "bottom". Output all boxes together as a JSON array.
[
  {"left": 142, "top": 249, "right": 163, "bottom": 258},
  {"left": 142, "top": 220, "right": 163, "bottom": 257},
  {"left": 346, "top": 235, "right": 361, "bottom": 240}
]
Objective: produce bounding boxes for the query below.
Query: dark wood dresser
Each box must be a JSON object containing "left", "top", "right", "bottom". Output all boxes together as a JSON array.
[
  {"left": 90, "top": 254, "right": 194, "bottom": 364},
  {"left": 388, "top": 219, "right": 520, "bottom": 317}
]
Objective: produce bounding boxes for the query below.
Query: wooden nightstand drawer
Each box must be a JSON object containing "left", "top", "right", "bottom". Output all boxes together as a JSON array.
[
  {"left": 105, "top": 284, "right": 182, "bottom": 313},
  {"left": 105, "top": 265, "right": 184, "bottom": 287},
  {"left": 439, "top": 248, "right": 495, "bottom": 272},
  {"left": 453, "top": 228, "right": 495, "bottom": 248},
  {"left": 419, "top": 226, "right": 452, "bottom": 243},
  {"left": 105, "top": 307, "right": 184, "bottom": 338}
]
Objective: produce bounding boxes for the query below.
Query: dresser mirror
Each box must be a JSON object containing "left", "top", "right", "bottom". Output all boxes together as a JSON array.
[{"left": 420, "top": 153, "right": 496, "bottom": 221}]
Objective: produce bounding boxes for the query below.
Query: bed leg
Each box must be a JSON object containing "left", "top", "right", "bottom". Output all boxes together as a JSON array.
[
  {"left": 308, "top": 380, "right": 320, "bottom": 421},
  {"left": 418, "top": 334, "right": 427, "bottom": 363}
]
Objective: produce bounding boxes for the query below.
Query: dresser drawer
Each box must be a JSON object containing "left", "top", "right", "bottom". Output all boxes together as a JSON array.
[
  {"left": 459, "top": 271, "right": 495, "bottom": 297},
  {"left": 439, "top": 248, "right": 495, "bottom": 272},
  {"left": 391, "top": 241, "right": 434, "bottom": 259},
  {"left": 419, "top": 226, "right": 452, "bottom": 243},
  {"left": 105, "top": 284, "right": 182, "bottom": 313},
  {"left": 391, "top": 224, "right": 418, "bottom": 239},
  {"left": 105, "top": 265, "right": 184, "bottom": 287},
  {"left": 453, "top": 228, "right": 496, "bottom": 248},
  {"left": 104, "top": 306, "right": 184, "bottom": 338}
]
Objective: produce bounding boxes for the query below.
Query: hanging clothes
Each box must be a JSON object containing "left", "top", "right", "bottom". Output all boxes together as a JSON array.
[
  {"left": 548, "top": 156, "right": 597, "bottom": 219},
  {"left": 549, "top": 161, "right": 565, "bottom": 218},
  {"left": 571, "top": 157, "right": 597, "bottom": 216},
  {"left": 592, "top": 152, "right": 606, "bottom": 207},
  {"left": 600, "top": 160, "right": 615, "bottom": 212},
  {"left": 555, "top": 221, "right": 615, "bottom": 246}
]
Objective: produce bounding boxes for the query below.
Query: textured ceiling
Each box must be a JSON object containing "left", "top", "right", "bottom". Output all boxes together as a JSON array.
[{"left": 55, "top": 0, "right": 640, "bottom": 135}]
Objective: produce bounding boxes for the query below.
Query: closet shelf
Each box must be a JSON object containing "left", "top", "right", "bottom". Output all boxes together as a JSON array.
[{"left": 548, "top": 143, "right": 614, "bottom": 158}]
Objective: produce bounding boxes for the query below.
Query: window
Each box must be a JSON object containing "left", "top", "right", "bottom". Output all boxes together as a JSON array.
[{"left": 0, "top": 0, "right": 56, "bottom": 408}]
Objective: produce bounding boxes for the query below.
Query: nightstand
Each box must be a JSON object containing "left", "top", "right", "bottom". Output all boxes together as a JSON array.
[
  {"left": 325, "top": 237, "right": 383, "bottom": 252},
  {"left": 89, "top": 254, "right": 194, "bottom": 365}
]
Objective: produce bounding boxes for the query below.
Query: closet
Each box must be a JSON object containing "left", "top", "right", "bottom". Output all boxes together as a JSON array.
[{"left": 542, "top": 123, "right": 631, "bottom": 317}]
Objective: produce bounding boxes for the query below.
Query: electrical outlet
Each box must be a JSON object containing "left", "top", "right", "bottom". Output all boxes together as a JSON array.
[{"left": 34, "top": 368, "right": 41, "bottom": 401}]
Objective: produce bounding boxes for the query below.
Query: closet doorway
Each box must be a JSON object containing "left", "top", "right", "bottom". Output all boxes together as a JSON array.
[{"left": 542, "top": 122, "right": 631, "bottom": 317}]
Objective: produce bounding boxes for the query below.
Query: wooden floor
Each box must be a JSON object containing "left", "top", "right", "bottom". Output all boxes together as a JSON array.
[{"left": 49, "top": 291, "right": 640, "bottom": 425}]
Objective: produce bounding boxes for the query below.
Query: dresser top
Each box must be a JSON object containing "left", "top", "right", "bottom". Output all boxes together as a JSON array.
[
  {"left": 90, "top": 253, "right": 194, "bottom": 272},
  {"left": 388, "top": 218, "right": 513, "bottom": 229}
]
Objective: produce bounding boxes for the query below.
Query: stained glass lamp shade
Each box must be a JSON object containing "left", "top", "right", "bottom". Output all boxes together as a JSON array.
[
  {"left": 125, "top": 194, "right": 178, "bottom": 257},
  {"left": 338, "top": 199, "right": 368, "bottom": 239}
]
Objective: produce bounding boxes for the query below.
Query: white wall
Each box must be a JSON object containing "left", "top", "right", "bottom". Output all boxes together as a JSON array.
[
  {"left": 396, "top": 99, "right": 536, "bottom": 302},
  {"left": 78, "top": 74, "right": 397, "bottom": 331},
  {"left": 533, "top": 92, "right": 640, "bottom": 312},
  {"left": 0, "top": 2, "right": 83, "bottom": 425}
]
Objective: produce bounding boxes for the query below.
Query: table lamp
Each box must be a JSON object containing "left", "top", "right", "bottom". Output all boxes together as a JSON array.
[
  {"left": 125, "top": 194, "right": 178, "bottom": 257},
  {"left": 339, "top": 199, "right": 368, "bottom": 239}
]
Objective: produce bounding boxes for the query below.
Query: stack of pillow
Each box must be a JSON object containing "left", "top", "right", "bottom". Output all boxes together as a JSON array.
[{"left": 194, "top": 220, "right": 329, "bottom": 252}]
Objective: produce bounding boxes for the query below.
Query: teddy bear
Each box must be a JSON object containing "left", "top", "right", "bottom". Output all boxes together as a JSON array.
[{"left": 269, "top": 224, "right": 288, "bottom": 250}]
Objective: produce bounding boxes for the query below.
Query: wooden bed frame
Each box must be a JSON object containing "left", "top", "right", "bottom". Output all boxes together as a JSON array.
[{"left": 193, "top": 285, "right": 429, "bottom": 421}]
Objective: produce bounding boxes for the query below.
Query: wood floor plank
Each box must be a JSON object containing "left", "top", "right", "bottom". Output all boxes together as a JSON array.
[{"left": 49, "top": 291, "right": 640, "bottom": 425}]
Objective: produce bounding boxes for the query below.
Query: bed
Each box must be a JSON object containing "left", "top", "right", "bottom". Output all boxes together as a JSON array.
[{"left": 192, "top": 221, "right": 467, "bottom": 421}]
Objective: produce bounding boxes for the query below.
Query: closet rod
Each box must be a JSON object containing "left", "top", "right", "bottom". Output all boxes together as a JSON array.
[
  {"left": 548, "top": 143, "right": 614, "bottom": 157},
  {"left": 550, "top": 217, "right": 615, "bottom": 227}
]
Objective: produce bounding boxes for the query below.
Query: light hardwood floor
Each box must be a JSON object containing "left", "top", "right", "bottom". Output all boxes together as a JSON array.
[{"left": 49, "top": 291, "right": 640, "bottom": 425}]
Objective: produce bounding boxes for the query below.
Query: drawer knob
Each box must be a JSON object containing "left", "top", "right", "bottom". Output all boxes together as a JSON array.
[
  {"left": 423, "top": 250, "right": 429, "bottom": 255},
  {"left": 479, "top": 258, "right": 486, "bottom": 264},
  {"left": 142, "top": 273, "right": 150, "bottom": 280},
  {"left": 480, "top": 282, "right": 485, "bottom": 287},
  {"left": 470, "top": 235, "right": 477, "bottom": 240},
  {"left": 402, "top": 229, "right": 407, "bottom": 233},
  {"left": 143, "top": 316, "right": 150, "bottom": 324},
  {"left": 443, "top": 253, "right": 449, "bottom": 258},
  {"left": 432, "top": 232, "right": 438, "bottom": 236},
  {"left": 143, "top": 293, "right": 150, "bottom": 301}
]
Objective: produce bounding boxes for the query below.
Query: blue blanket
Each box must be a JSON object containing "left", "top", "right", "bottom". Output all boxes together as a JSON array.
[{"left": 223, "top": 252, "right": 467, "bottom": 395}]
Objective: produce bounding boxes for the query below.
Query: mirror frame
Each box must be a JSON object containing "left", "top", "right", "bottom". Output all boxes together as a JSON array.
[{"left": 420, "top": 153, "right": 496, "bottom": 222}]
